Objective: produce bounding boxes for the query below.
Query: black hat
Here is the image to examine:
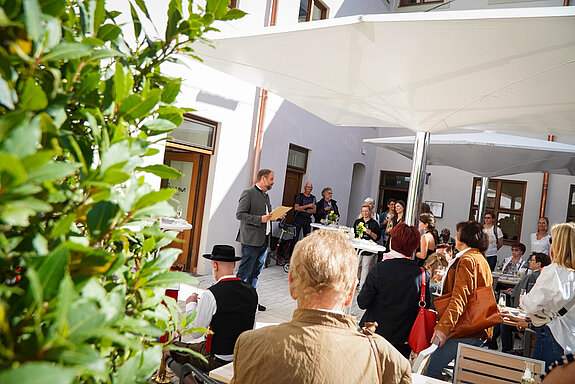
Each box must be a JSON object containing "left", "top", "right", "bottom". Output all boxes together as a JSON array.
[{"left": 203, "top": 245, "right": 242, "bottom": 262}]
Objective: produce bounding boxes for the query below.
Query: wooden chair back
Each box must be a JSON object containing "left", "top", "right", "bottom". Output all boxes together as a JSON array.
[{"left": 454, "top": 344, "right": 545, "bottom": 384}]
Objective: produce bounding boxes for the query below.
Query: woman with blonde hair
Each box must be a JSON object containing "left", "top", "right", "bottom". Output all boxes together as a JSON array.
[{"left": 520, "top": 222, "right": 575, "bottom": 367}]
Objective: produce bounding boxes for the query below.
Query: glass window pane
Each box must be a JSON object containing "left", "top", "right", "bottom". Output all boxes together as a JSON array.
[
  {"left": 312, "top": 3, "right": 323, "bottom": 20},
  {"left": 287, "top": 148, "right": 307, "bottom": 170},
  {"left": 472, "top": 179, "right": 496, "bottom": 208},
  {"left": 171, "top": 117, "right": 215, "bottom": 150},
  {"left": 568, "top": 186, "right": 575, "bottom": 221},
  {"left": 382, "top": 174, "right": 410, "bottom": 189},
  {"left": 299, "top": 0, "right": 309, "bottom": 22},
  {"left": 165, "top": 160, "right": 194, "bottom": 219},
  {"left": 500, "top": 182, "right": 523, "bottom": 210},
  {"left": 497, "top": 213, "right": 520, "bottom": 242}
]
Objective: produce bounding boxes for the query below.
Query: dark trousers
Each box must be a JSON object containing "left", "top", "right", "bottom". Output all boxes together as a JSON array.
[
  {"left": 533, "top": 325, "right": 564, "bottom": 367},
  {"left": 486, "top": 255, "right": 497, "bottom": 271},
  {"left": 170, "top": 340, "right": 227, "bottom": 372},
  {"left": 292, "top": 222, "right": 311, "bottom": 249},
  {"left": 237, "top": 240, "right": 268, "bottom": 289}
]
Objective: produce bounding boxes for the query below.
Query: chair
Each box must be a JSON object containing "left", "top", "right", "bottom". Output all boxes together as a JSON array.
[
  {"left": 521, "top": 327, "right": 537, "bottom": 357},
  {"left": 454, "top": 344, "right": 545, "bottom": 384},
  {"left": 181, "top": 363, "right": 227, "bottom": 384}
]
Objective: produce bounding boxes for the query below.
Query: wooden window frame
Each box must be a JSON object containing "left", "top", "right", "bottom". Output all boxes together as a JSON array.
[
  {"left": 166, "top": 113, "right": 218, "bottom": 155},
  {"left": 567, "top": 185, "right": 575, "bottom": 222},
  {"left": 469, "top": 177, "right": 526, "bottom": 244},
  {"left": 299, "top": 0, "right": 328, "bottom": 22},
  {"left": 229, "top": 0, "right": 237, "bottom": 9},
  {"left": 399, "top": 0, "right": 444, "bottom": 7}
]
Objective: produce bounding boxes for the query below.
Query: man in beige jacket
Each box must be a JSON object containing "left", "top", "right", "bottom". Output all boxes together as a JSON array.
[{"left": 231, "top": 230, "right": 411, "bottom": 384}]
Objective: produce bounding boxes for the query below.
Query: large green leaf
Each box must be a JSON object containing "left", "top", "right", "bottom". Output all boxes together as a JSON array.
[
  {"left": 23, "top": 0, "right": 43, "bottom": 42},
  {"left": 221, "top": 8, "right": 247, "bottom": 21},
  {"left": 118, "top": 89, "right": 162, "bottom": 120},
  {"left": 40, "top": 0, "right": 67, "bottom": 17},
  {"left": 165, "top": 0, "right": 182, "bottom": 41},
  {"left": 1, "top": 116, "right": 41, "bottom": 157},
  {"left": 0, "top": 363, "right": 79, "bottom": 384},
  {"left": 161, "top": 78, "right": 181, "bottom": 104},
  {"left": 20, "top": 77, "right": 48, "bottom": 111},
  {"left": 100, "top": 140, "right": 130, "bottom": 173},
  {"left": 42, "top": 42, "right": 93, "bottom": 61},
  {"left": 27, "top": 162, "right": 80, "bottom": 183},
  {"left": 136, "top": 164, "right": 182, "bottom": 179},
  {"left": 142, "top": 270, "right": 196, "bottom": 288},
  {"left": 133, "top": 189, "right": 174, "bottom": 211},
  {"left": 206, "top": 0, "right": 230, "bottom": 20},
  {"left": 129, "top": 2, "right": 142, "bottom": 39},
  {"left": 142, "top": 118, "right": 177, "bottom": 134},
  {"left": 86, "top": 201, "right": 120, "bottom": 238},
  {"left": 67, "top": 300, "right": 108, "bottom": 342},
  {"left": 37, "top": 244, "right": 69, "bottom": 300},
  {"left": 96, "top": 23, "right": 121, "bottom": 42},
  {"left": 1, "top": 197, "right": 53, "bottom": 226}
]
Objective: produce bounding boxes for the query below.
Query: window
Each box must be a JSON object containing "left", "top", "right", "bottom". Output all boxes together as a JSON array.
[
  {"left": 377, "top": 171, "right": 410, "bottom": 214},
  {"left": 469, "top": 178, "right": 526, "bottom": 244},
  {"left": 399, "top": 0, "right": 443, "bottom": 6},
  {"left": 299, "top": 0, "right": 327, "bottom": 22},
  {"left": 169, "top": 114, "right": 217, "bottom": 154},
  {"left": 567, "top": 185, "right": 575, "bottom": 222},
  {"left": 287, "top": 144, "right": 309, "bottom": 171}
]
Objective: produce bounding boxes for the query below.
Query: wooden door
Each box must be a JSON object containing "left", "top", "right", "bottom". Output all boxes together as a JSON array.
[
  {"left": 282, "top": 169, "right": 303, "bottom": 223},
  {"left": 162, "top": 151, "right": 209, "bottom": 272}
]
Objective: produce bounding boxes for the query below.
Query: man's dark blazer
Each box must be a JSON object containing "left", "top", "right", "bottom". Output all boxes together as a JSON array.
[{"left": 236, "top": 186, "right": 272, "bottom": 247}]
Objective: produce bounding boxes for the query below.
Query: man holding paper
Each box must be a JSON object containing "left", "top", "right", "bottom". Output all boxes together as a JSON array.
[{"left": 236, "top": 168, "right": 281, "bottom": 311}]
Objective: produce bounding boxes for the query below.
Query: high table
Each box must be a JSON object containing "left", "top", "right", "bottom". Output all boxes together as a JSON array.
[
  {"left": 492, "top": 271, "right": 521, "bottom": 286},
  {"left": 209, "top": 363, "right": 444, "bottom": 384}
]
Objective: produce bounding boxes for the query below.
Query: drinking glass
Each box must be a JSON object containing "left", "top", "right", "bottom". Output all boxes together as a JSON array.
[{"left": 176, "top": 204, "right": 183, "bottom": 219}]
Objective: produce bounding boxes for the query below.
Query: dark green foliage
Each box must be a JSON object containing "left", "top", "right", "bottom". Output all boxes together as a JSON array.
[{"left": 0, "top": 0, "right": 244, "bottom": 382}]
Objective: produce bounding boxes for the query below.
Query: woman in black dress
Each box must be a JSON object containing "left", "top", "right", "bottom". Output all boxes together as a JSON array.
[
  {"left": 358, "top": 222, "right": 430, "bottom": 358},
  {"left": 415, "top": 212, "right": 438, "bottom": 267}
]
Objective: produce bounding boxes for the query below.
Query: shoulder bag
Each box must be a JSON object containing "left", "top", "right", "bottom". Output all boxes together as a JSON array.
[
  {"left": 434, "top": 255, "right": 502, "bottom": 339},
  {"left": 408, "top": 268, "right": 437, "bottom": 354}
]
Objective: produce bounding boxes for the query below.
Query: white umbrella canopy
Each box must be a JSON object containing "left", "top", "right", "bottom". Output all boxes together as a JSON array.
[
  {"left": 194, "top": 7, "right": 575, "bottom": 134},
  {"left": 364, "top": 132, "right": 575, "bottom": 177}
]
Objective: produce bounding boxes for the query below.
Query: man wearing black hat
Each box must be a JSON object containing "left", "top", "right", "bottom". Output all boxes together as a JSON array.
[{"left": 166, "top": 245, "right": 258, "bottom": 373}]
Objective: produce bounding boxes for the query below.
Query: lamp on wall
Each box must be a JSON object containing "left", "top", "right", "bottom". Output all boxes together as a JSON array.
[{"left": 425, "top": 173, "right": 431, "bottom": 185}]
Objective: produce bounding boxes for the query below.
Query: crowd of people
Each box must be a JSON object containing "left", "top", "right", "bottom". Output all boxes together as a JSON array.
[{"left": 164, "top": 171, "right": 574, "bottom": 383}]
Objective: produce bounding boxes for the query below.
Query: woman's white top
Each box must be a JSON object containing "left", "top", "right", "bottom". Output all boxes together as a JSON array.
[
  {"left": 530, "top": 232, "right": 551, "bottom": 255},
  {"left": 521, "top": 263, "right": 575, "bottom": 352},
  {"left": 484, "top": 225, "right": 502, "bottom": 257}
]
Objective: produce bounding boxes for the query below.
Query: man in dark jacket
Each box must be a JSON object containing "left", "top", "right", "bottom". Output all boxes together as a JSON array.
[
  {"left": 236, "top": 169, "right": 275, "bottom": 310},
  {"left": 166, "top": 245, "right": 258, "bottom": 372}
]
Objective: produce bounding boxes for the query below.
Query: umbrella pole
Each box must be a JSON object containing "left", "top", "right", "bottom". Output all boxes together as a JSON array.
[
  {"left": 405, "top": 131, "right": 430, "bottom": 227},
  {"left": 476, "top": 176, "right": 490, "bottom": 221}
]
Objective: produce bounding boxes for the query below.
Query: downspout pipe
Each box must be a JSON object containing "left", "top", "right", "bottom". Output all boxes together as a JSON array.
[
  {"left": 251, "top": 0, "right": 278, "bottom": 183},
  {"left": 539, "top": 135, "right": 554, "bottom": 217}
]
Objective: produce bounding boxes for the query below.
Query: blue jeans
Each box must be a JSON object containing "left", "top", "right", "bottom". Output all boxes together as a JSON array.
[
  {"left": 533, "top": 325, "right": 564, "bottom": 367},
  {"left": 486, "top": 256, "right": 497, "bottom": 271},
  {"left": 237, "top": 242, "right": 268, "bottom": 289},
  {"left": 425, "top": 337, "right": 483, "bottom": 379}
]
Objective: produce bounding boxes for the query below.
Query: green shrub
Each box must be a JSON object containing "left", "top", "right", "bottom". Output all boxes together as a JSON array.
[{"left": 0, "top": 0, "right": 244, "bottom": 382}]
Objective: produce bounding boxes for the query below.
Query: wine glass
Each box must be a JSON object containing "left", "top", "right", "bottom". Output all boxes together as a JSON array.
[{"left": 176, "top": 204, "right": 183, "bottom": 220}]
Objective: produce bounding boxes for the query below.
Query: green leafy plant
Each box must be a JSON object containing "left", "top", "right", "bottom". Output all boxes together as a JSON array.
[{"left": 0, "top": 0, "right": 244, "bottom": 383}]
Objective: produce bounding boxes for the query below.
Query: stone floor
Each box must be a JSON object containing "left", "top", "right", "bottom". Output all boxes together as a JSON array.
[{"left": 177, "top": 264, "right": 366, "bottom": 333}]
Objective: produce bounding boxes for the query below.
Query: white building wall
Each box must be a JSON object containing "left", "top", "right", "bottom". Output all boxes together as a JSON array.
[{"left": 137, "top": 0, "right": 575, "bottom": 273}]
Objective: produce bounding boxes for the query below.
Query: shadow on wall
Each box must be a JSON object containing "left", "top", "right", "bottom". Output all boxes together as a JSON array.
[
  {"left": 258, "top": 99, "right": 378, "bottom": 227},
  {"left": 347, "top": 163, "right": 367, "bottom": 227}
]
